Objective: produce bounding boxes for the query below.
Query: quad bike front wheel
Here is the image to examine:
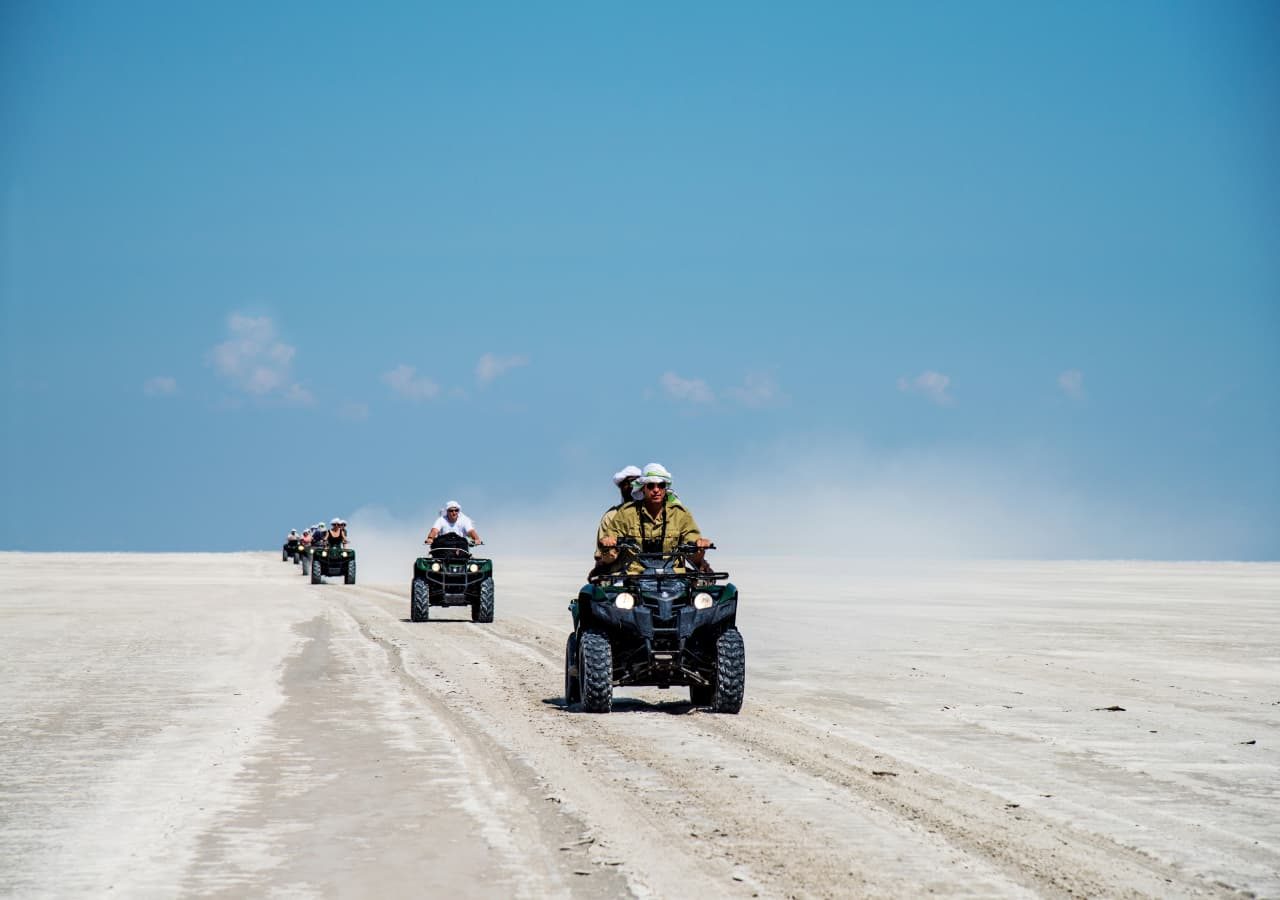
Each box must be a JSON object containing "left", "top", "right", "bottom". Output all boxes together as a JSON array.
[
  {"left": 711, "top": 627, "right": 745, "bottom": 714},
  {"left": 344, "top": 559, "right": 356, "bottom": 585},
  {"left": 410, "top": 577, "right": 430, "bottom": 622},
  {"left": 310, "top": 556, "right": 323, "bottom": 585},
  {"left": 472, "top": 577, "right": 495, "bottom": 623},
  {"left": 579, "top": 630, "right": 613, "bottom": 714}
]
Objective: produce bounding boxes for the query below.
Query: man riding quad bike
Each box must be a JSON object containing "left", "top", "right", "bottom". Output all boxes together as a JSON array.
[
  {"left": 565, "top": 537, "right": 745, "bottom": 714},
  {"left": 303, "top": 519, "right": 356, "bottom": 584},
  {"left": 283, "top": 529, "right": 301, "bottom": 563},
  {"left": 410, "top": 532, "right": 494, "bottom": 622}
]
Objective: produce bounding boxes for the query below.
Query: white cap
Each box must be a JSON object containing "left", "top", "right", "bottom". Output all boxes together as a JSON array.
[
  {"left": 631, "top": 462, "right": 673, "bottom": 499},
  {"left": 612, "top": 465, "right": 642, "bottom": 486},
  {"left": 445, "top": 500, "right": 460, "bottom": 510},
  {"left": 331, "top": 518, "right": 341, "bottom": 525}
]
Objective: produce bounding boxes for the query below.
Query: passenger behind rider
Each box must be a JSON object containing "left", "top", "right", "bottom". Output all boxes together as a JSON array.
[
  {"left": 425, "top": 501, "right": 482, "bottom": 546},
  {"left": 591, "top": 465, "right": 640, "bottom": 573},
  {"left": 598, "top": 463, "right": 712, "bottom": 574}
]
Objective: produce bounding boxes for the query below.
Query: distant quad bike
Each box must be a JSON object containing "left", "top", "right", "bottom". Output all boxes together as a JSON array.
[
  {"left": 410, "top": 533, "right": 494, "bottom": 623},
  {"left": 283, "top": 538, "right": 301, "bottom": 563},
  {"left": 565, "top": 539, "right": 744, "bottom": 714},
  {"left": 304, "top": 542, "right": 357, "bottom": 585}
]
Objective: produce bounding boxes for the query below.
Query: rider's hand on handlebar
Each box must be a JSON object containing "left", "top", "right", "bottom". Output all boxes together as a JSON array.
[
  {"left": 695, "top": 538, "right": 714, "bottom": 550},
  {"left": 599, "top": 536, "right": 617, "bottom": 548}
]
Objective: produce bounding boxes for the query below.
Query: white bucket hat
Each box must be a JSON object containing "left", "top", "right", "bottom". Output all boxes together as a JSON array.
[
  {"left": 631, "top": 462, "right": 673, "bottom": 499},
  {"left": 445, "top": 500, "right": 461, "bottom": 511},
  {"left": 612, "top": 465, "right": 642, "bottom": 486}
]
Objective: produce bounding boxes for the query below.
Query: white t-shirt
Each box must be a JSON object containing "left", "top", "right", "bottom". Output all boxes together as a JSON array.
[{"left": 432, "top": 513, "right": 475, "bottom": 537}]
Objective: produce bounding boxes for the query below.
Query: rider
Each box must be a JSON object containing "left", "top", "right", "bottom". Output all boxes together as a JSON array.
[
  {"left": 325, "top": 518, "right": 346, "bottom": 548},
  {"left": 599, "top": 463, "right": 712, "bottom": 574},
  {"left": 286, "top": 528, "right": 299, "bottom": 543},
  {"left": 425, "top": 501, "right": 482, "bottom": 546}
]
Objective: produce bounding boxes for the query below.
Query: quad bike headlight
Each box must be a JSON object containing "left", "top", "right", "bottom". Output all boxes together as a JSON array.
[
  {"left": 614, "top": 592, "right": 635, "bottom": 610},
  {"left": 342, "top": 551, "right": 350, "bottom": 558},
  {"left": 320, "top": 550, "right": 327, "bottom": 557},
  {"left": 430, "top": 562, "right": 441, "bottom": 572},
  {"left": 693, "top": 592, "right": 714, "bottom": 609},
  {"left": 468, "top": 563, "right": 479, "bottom": 573}
]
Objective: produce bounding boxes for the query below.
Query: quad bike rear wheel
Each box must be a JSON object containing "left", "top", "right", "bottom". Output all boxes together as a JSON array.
[
  {"left": 689, "top": 681, "right": 714, "bottom": 706},
  {"left": 410, "top": 577, "right": 430, "bottom": 622},
  {"left": 579, "top": 630, "right": 613, "bottom": 713},
  {"left": 564, "top": 633, "right": 581, "bottom": 706}
]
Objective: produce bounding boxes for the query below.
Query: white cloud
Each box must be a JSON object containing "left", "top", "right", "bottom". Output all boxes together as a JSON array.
[
  {"left": 660, "top": 371, "right": 715, "bottom": 405},
  {"left": 1058, "top": 369, "right": 1085, "bottom": 400},
  {"left": 728, "top": 371, "right": 786, "bottom": 408},
  {"left": 382, "top": 364, "right": 440, "bottom": 401},
  {"left": 898, "top": 370, "right": 953, "bottom": 405},
  {"left": 476, "top": 352, "right": 530, "bottom": 385},
  {"left": 209, "top": 313, "right": 311, "bottom": 403},
  {"left": 142, "top": 376, "right": 177, "bottom": 397}
]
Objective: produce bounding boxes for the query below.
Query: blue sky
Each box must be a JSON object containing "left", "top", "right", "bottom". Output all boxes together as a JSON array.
[{"left": 2, "top": 1, "right": 1277, "bottom": 557}]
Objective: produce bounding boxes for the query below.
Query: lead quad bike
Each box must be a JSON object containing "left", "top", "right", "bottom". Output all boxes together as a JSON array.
[
  {"left": 303, "top": 541, "right": 356, "bottom": 585},
  {"left": 564, "top": 539, "right": 744, "bottom": 714},
  {"left": 283, "top": 537, "right": 301, "bottom": 562},
  {"left": 410, "top": 534, "right": 494, "bottom": 622}
]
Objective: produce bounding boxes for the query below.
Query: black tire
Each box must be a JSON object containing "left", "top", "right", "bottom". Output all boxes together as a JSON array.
[
  {"left": 711, "top": 628, "right": 745, "bottom": 714},
  {"left": 579, "top": 630, "right": 613, "bottom": 713},
  {"left": 564, "top": 633, "right": 581, "bottom": 706},
  {"left": 472, "top": 577, "right": 495, "bottom": 623},
  {"left": 344, "top": 559, "right": 356, "bottom": 585},
  {"left": 689, "top": 682, "right": 714, "bottom": 706},
  {"left": 300, "top": 555, "right": 309, "bottom": 576},
  {"left": 282, "top": 547, "right": 288, "bottom": 561},
  {"left": 310, "top": 554, "right": 323, "bottom": 584},
  {"left": 410, "top": 577, "right": 430, "bottom": 622}
]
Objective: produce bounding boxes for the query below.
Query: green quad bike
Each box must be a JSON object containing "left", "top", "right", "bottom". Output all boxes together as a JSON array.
[
  {"left": 410, "top": 533, "right": 494, "bottom": 622},
  {"left": 303, "top": 542, "right": 357, "bottom": 585},
  {"left": 565, "top": 539, "right": 744, "bottom": 714},
  {"left": 283, "top": 537, "right": 301, "bottom": 563}
]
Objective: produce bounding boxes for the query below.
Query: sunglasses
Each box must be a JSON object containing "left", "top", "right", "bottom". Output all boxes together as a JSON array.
[{"left": 644, "top": 482, "right": 668, "bottom": 490}]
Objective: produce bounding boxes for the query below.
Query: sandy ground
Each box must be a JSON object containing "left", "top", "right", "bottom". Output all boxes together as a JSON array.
[{"left": 0, "top": 553, "right": 1277, "bottom": 899}]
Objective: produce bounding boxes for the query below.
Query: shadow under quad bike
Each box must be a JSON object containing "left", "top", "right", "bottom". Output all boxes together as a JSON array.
[
  {"left": 283, "top": 538, "right": 301, "bottom": 562},
  {"left": 564, "top": 539, "right": 744, "bottom": 714},
  {"left": 303, "top": 541, "right": 356, "bottom": 585},
  {"left": 410, "top": 533, "right": 494, "bottom": 623}
]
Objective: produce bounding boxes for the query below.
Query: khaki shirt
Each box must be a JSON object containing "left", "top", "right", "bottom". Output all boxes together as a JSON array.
[
  {"left": 601, "top": 500, "right": 702, "bottom": 574},
  {"left": 593, "top": 504, "right": 626, "bottom": 563}
]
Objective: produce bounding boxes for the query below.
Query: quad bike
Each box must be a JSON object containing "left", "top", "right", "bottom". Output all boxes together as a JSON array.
[
  {"left": 410, "top": 533, "right": 494, "bottom": 623},
  {"left": 302, "top": 541, "right": 356, "bottom": 585},
  {"left": 283, "top": 538, "right": 301, "bottom": 562},
  {"left": 564, "top": 539, "right": 744, "bottom": 714}
]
